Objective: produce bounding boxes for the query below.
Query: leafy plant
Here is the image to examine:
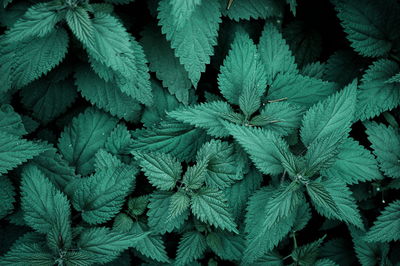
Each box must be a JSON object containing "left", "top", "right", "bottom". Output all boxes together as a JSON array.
[{"left": 1, "top": 0, "right": 400, "bottom": 265}]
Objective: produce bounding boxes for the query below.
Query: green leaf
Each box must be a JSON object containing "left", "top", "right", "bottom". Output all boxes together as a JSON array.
[
  {"left": 307, "top": 177, "right": 363, "bottom": 229},
  {"left": 66, "top": 7, "right": 95, "bottom": 48},
  {"left": 168, "top": 191, "right": 190, "bottom": 220},
  {"left": 0, "top": 241, "right": 53, "bottom": 266},
  {"left": 140, "top": 26, "right": 191, "bottom": 104},
  {"left": 175, "top": 231, "right": 207, "bottom": 266},
  {"left": 196, "top": 140, "right": 243, "bottom": 189},
  {"left": 134, "top": 151, "right": 181, "bottom": 190},
  {"left": 190, "top": 187, "right": 238, "bottom": 233},
  {"left": 224, "top": 123, "right": 290, "bottom": 175},
  {"left": 314, "top": 259, "right": 339, "bottom": 266},
  {"left": 218, "top": 31, "right": 266, "bottom": 112},
  {"left": 350, "top": 227, "right": 390, "bottom": 266},
  {"left": 5, "top": 3, "right": 60, "bottom": 42},
  {"left": 158, "top": 0, "right": 221, "bottom": 87},
  {"left": 130, "top": 222, "right": 169, "bottom": 263},
  {"left": 301, "top": 80, "right": 357, "bottom": 147},
  {"left": 206, "top": 231, "right": 244, "bottom": 261},
  {"left": 182, "top": 158, "right": 208, "bottom": 190},
  {"left": 257, "top": 101, "right": 304, "bottom": 136},
  {"left": 0, "top": 132, "right": 48, "bottom": 175},
  {"left": 147, "top": 191, "right": 189, "bottom": 233},
  {"left": 365, "top": 122, "right": 400, "bottom": 178},
  {"left": 357, "top": 59, "right": 400, "bottom": 120},
  {"left": 259, "top": 23, "right": 297, "bottom": 84},
  {"left": 169, "top": 0, "right": 201, "bottom": 29},
  {"left": 244, "top": 186, "right": 298, "bottom": 263},
  {"left": 291, "top": 236, "right": 325, "bottom": 266},
  {"left": 30, "top": 147, "right": 78, "bottom": 190},
  {"left": 20, "top": 78, "right": 77, "bottom": 124},
  {"left": 168, "top": 101, "right": 234, "bottom": 137},
  {"left": 0, "top": 27, "right": 69, "bottom": 91},
  {"left": 105, "top": 124, "right": 134, "bottom": 155},
  {"left": 77, "top": 227, "right": 147, "bottom": 264},
  {"left": 322, "top": 138, "right": 383, "bottom": 184},
  {"left": 224, "top": 0, "right": 283, "bottom": 21},
  {"left": 75, "top": 67, "right": 142, "bottom": 122},
  {"left": 267, "top": 73, "right": 336, "bottom": 107},
  {"left": 365, "top": 200, "right": 400, "bottom": 242},
  {"left": 21, "top": 165, "right": 72, "bottom": 250},
  {"left": 131, "top": 119, "right": 208, "bottom": 162},
  {"left": 71, "top": 165, "right": 136, "bottom": 224},
  {"left": 58, "top": 108, "right": 118, "bottom": 175},
  {"left": 336, "top": 0, "right": 400, "bottom": 57},
  {"left": 0, "top": 104, "right": 26, "bottom": 136},
  {"left": 0, "top": 176, "right": 15, "bottom": 219},
  {"left": 127, "top": 195, "right": 148, "bottom": 217},
  {"left": 87, "top": 13, "right": 152, "bottom": 105},
  {"left": 141, "top": 81, "right": 182, "bottom": 127}
]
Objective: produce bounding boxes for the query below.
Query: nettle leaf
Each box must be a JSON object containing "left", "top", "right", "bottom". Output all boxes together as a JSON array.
[
  {"left": 168, "top": 101, "right": 234, "bottom": 137},
  {"left": 21, "top": 166, "right": 72, "bottom": 250},
  {"left": 307, "top": 177, "right": 363, "bottom": 229},
  {"left": 365, "top": 122, "right": 400, "bottom": 178},
  {"left": 336, "top": 0, "right": 400, "bottom": 57},
  {"left": 5, "top": 2, "right": 60, "bottom": 42},
  {"left": 191, "top": 187, "right": 238, "bottom": 233},
  {"left": 291, "top": 236, "right": 325, "bottom": 266},
  {"left": 244, "top": 186, "right": 298, "bottom": 263},
  {"left": 365, "top": 200, "right": 400, "bottom": 242},
  {"left": 0, "top": 241, "right": 54, "bottom": 266},
  {"left": 0, "top": 104, "right": 27, "bottom": 136},
  {"left": 0, "top": 131, "right": 48, "bottom": 175},
  {"left": 134, "top": 151, "right": 181, "bottom": 190},
  {"left": 182, "top": 158, "right": 208, "bottom": 190},
  {"left": 71, "top": 165, "right": 136, "bottom": 224},
  {"left": 258, "top": 101, "right": 304, "bottom": 136},
  {"left": 66, "top": 7, "right": 95, "bottom": 48},
  {"left": 267, "top": 73, "right": 336, "bottom": 107},
  {"left": 169, "top": 0, "right": 201, "bottom": 29},
  {"left": 131, "top": 119, "right": 209, "bottom": 162},
  {"left": 105, "top": 124, "right": 134, "bottom": 155},
  {"left": 130, "top": 221, "right": 169, "bottom": 263},
  {"left": 75, "top": 67, "right": 142, "bottom": 123},
  {"left": 58, "top": 108, "right": 118, "bottom": 175},
  {"left": 0, "top": 27, "right": 69, "bottom": 91},
  {"left": 168, "top": 190, "right": 190, "bottom": 220},
  {"left": 140, "top": 26, "right": 192, "bottom": 104},
  {"left": 224, "top": 0, "right": 283, "bottom": 21},
  {"left": 225, "top": 123, "right": 291, "bottom": 175},
  {"left": 218, "top": 30, "right": 266, "bottom": 112},
  {"left": 207, "top": 231, "right": 244, "bottom": 261},
  {"left": 147, "top": 191, "right": 189, "bottom": 234},
  {"left": 20, "top": 78, "right": 77, "bottom": 124},
  {"left": 176, "top": 231, "right": 207, "bottom": 266},
  {"left": 350, "top": 227, "right": 390, "bottom": 266},
  {"left": 259, "top": 23, "right": 298, "bottom": 84},
  {"left": 322, "top": 138, "right": 383, "bottom": 184},
  {"left": 301, "top": 81, "right": 357, "bottom": 173},
  {"left": 196, "top": 140, "right": 243, "bottom": 189},
  {"left": 87, "top": 13, "right": 152, "bottom": 105},
  {"left": 357, "top": 59, "right": 400, "bottom": 120},
  {"left": 158, "top": 0, "right": 221, "bottom": 87},
  {"left": 0, "top": 176, "right": 15, "bottom": 219},
  {"left": 77, "top": 227, "right": 147, "bottom": 264}
]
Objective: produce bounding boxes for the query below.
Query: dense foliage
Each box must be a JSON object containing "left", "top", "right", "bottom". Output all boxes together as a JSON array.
[{"left": 0, "top": 0, "right": 400, "bottom": 265}]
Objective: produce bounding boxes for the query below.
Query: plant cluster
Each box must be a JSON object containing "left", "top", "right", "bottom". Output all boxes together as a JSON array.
[{"left": 0, "top": 0, "right": 400, "bottom": 265}]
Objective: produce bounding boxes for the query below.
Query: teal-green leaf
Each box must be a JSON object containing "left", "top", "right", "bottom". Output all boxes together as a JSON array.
[
  {"left": 0, "top": 104, "right": 26, "bottom": 136},
  {"left": 218, "top": 30, "right": 266, "bottom": 111},
  {"left": 158, "top": 0, "right": 221, "bottom": 87},
  {"left": 0, "top": 241, "right": 53, "bottom": 266},
  {"left": 365, "top": 200, "right": 400, "bottom": 242},
  {"left": 0, "top": 176, "right": 15, "bottom": 219},
  {"left": 66, "top": 7, "right": 95, "bottom": 48},
  {"left": 175, "top": 231, "right": 207, "bottom": 266},
  {"left": 356, "top": 59, "right": 400, "bottom": 120},
  {"left": 365, "top": 122, "right": 400, "bottom": 178},
  {"left": 58, "top": 108, "right": 118, "bottom": 175},
  {"left": 71, "top": 165, "right": 136, "bottom": 224},
  {"left": 224, "top": 0, "right": 283, "bottom": 21},
  {"left": 191, "top": 187, "right": 238, "bottom": 233},
  {"left": 134, "top": 151, "right": 181, "bottom": 191}
]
